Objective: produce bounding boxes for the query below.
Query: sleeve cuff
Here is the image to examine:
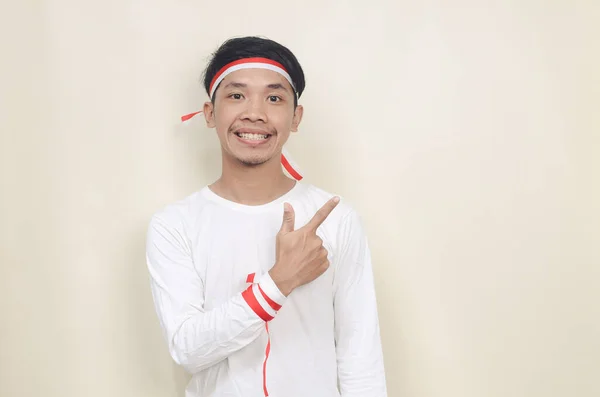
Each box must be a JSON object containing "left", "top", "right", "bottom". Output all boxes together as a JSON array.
[
  {"left": 241, "top": 272, "right": 287, "bottom": 322},
  {"left": 258, "top": 272, "right": 287, "bottom": 308}
]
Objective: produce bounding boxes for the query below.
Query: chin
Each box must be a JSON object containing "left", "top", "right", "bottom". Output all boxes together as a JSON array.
[
  {"left": 231, "top": 153, "right": 263, "bottom": 166},
  {"left": 235, "top": 153, "right": 274, "bottom": 167},
  {"left": 240, "top": 160, "right": 266, "bottom": 167}
]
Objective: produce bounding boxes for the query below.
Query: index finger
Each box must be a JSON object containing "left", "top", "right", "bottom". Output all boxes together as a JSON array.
[{"left": 306, "top": 196, "right": 340, "bottom": 231}]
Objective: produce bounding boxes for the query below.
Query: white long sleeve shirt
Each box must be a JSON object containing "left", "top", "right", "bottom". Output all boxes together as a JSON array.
[{"left": 146, "top": 182, "right": 387, "bottom": 397}]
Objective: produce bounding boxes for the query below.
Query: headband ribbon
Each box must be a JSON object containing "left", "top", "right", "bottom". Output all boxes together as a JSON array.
[{"left": 209, "top": 57, "right": 296, "bottom": 99}]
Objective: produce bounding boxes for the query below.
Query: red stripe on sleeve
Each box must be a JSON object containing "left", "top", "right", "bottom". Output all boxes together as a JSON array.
[
  {"left": 242, "top": 286, "right": 274, "bottom": 322},
  {"left": 258, "top": 285, "right": 282, "bottom": 311}
]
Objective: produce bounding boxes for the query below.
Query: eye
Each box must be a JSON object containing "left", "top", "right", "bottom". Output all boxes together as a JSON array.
[
  {"left": 268, "top": 95, "right": 282, "bottom": 103},
  {"left": 228, "top": 93, "right": 243, "bottom": 100}
]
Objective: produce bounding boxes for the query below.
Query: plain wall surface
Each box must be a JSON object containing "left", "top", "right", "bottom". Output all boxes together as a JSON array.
[{"left": 1, "top": 1, "right": 599, "bottom": 396}]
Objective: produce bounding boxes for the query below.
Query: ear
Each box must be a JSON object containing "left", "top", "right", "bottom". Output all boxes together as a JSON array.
[
  {"left": 203, "top": 101, "right": 215, "bottom": 128},
  {"left": 291, "top": 104, "right": 304, "bottom": 133}
]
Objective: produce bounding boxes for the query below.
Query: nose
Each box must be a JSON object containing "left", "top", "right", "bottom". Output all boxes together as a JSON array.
[{"left": 240, "top": 97, "right": 267, "bottom": 123}]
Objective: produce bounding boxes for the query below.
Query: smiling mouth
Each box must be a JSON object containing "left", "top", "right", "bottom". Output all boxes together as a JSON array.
[{"left": 235, "top": 132, "right": 270, "bottom": 141}]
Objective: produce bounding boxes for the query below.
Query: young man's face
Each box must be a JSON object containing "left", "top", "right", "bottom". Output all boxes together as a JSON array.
[{"left": 204, "top": 68, "right": 303, "bottom": 167}]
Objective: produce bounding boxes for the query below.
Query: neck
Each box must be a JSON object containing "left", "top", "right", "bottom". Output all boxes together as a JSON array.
[{"left": 210, "top": 151, "right": 297, "bottom": 206}]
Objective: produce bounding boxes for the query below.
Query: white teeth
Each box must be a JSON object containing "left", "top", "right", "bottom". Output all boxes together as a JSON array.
[{"left": 238, "top": 133, "right": 268, "bottom": 140}]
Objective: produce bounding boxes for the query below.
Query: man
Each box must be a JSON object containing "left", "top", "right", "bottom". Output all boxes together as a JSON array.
[{"left": 146, "top": 36, "right": 387, "bottom": 397}]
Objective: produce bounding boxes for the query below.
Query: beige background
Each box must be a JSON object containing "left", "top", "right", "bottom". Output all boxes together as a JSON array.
[{"left": 1, "top": 1, "right": 599, "bottom": 396}]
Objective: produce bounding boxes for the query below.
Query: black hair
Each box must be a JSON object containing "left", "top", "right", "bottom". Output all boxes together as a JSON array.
[{"left": 202, "top": 36, "right": 306, "bottom": 107}]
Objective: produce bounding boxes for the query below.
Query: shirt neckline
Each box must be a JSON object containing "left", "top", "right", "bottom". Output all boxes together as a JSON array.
[{"left": 200, "top": 181, "right": 306, "bottom": 213}]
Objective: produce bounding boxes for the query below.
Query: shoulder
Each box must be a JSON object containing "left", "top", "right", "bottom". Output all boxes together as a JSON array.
[
  {"left": 293, "top": 184, "right": 369, "bottom": 260},
  {"left": 147, "top": 189, "right": 208, "bottom": 235}
]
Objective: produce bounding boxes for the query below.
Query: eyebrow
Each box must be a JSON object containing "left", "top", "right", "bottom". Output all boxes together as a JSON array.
[
  {"left": 266, "top": 83, "right": 291, "bottom": 93},
  {"left": 223, "top": 82, "right": 247, "bottom": 89}
]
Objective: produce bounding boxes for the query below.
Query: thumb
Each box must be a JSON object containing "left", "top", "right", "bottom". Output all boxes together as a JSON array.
[{"left": 279, "top": 202, "right": 295, "bottom": 233}]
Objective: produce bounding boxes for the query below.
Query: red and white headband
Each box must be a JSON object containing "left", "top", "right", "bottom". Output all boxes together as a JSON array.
[
  {"left": 208, "top": 57, "right": 296, "bottom": 99},
  {"left": 181, "top": 57, "right": 304, "bottom": 181}
]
